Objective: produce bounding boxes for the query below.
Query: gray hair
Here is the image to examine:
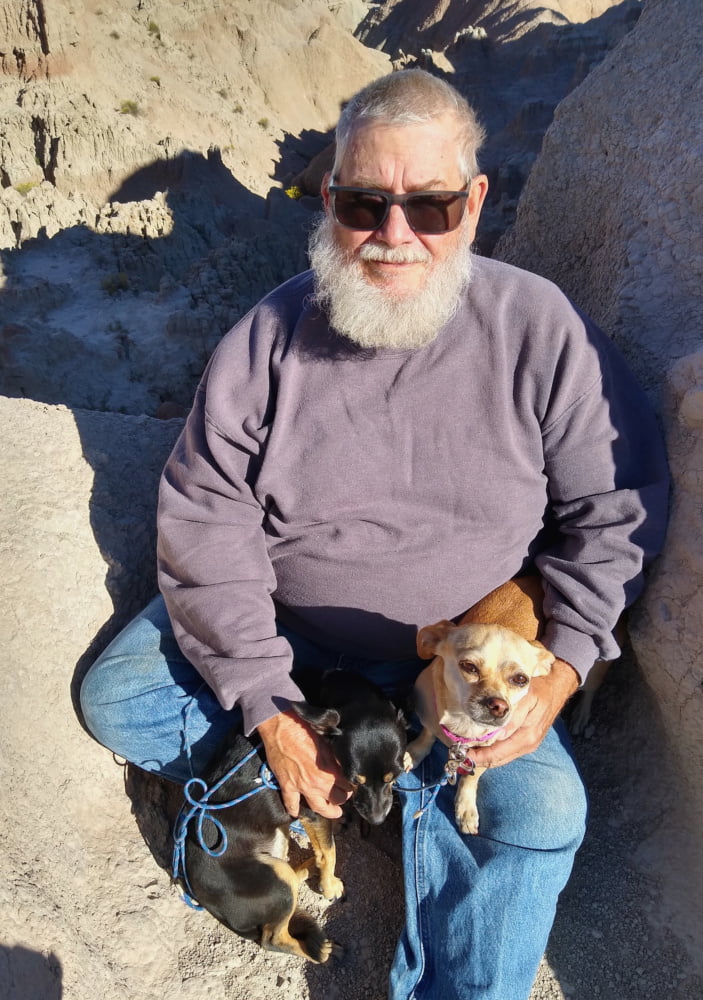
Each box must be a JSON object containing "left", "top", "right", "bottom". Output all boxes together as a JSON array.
[{"left": 332, "top": 69, "right": 486, "bottom": 182}]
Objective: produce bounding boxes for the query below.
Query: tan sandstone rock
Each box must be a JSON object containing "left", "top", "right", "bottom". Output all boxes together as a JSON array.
[
  {"left": 496, "top": 0, "right": 703, "bottom": 963},
  {"left": 0, "top": 397, "right": 409, "bottom": 1000}
]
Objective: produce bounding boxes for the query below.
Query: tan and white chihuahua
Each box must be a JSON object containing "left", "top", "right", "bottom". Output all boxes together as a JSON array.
[
  {"left": 406, "top": 575, "right": 619, "bottom": 832},
  {"left": 405, "top": 576, "right": 554, "bottom": 835}
]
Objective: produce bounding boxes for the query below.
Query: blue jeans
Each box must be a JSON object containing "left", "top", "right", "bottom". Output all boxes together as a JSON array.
[{"left": 80, "top": 594, "right": 587, "bottom": 1000}]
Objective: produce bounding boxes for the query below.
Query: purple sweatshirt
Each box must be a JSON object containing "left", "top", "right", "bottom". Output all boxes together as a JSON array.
[{"left": 157, "top": 255, "right": 669, "bottom": 734}]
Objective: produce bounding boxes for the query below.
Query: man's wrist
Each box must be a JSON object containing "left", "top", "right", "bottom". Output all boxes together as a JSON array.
[
  {"left": 551, "top": 657, "right": 581, "bottom": 703},
  {"left": 257, "top": 709, "right": 293, "bottom": 738}
]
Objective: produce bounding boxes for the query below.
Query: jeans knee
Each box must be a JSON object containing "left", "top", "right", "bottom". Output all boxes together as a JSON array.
[
  {"left": 469, "top": 727, "right": 588, "bottom": 851},
  {"left": 80, "top": 655, "right": 116, "bottom": 744},
  {"left": 533, "top": 766, "right": 588, "bottom": 850}
]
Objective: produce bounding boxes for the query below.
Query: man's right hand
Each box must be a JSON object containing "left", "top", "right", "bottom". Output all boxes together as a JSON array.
[{"left": 256, "top": 709, "right": 353, "bottom": 819}]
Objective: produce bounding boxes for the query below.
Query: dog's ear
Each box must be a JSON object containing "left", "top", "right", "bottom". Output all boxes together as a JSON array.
[
  {"left": 527, "top": 641, "right": 555, "bottom": 676},
  {"left": 289, "top": 701, "right": 342, "bottom": 736},
  {"left": 416, "top": 620, "right": 456, "bottom": 658}
]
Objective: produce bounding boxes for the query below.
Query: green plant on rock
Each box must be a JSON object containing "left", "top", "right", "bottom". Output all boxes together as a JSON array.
[
  {"left": 101, "top": 272, "right": 130, "bottom": 295},
  {"left": 14, "top": 180, "right": 39, "bottom": 195},
  {"left": 119, "top": 100, "right": 140, "bottom": 116}
]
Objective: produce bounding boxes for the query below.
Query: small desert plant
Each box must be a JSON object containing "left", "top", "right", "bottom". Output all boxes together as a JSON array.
[
  {"left": 101, "top": 272, "right": 130, "bottom": 295},
  {"left": 257, "top": 117, "right": 270, "bottom": 129},
  {"left": 233, "top": 102, "right": 243, "bottom": 113},
  {"left": 119, "top": 100, "right": 140, "bottom": 116},
  {"left": 150, "top": 75, "right": 161, "bottom": 86},
  {"left": 148, "top": 20, "right": 161, "bottom": 39},
  {"left": 14, "top": 180, "right": 39, "bottom": 195},
  {"left": 110, "top": 30, "right": 120, "bottom": 39},
  {"left": 217, "top": 88, "right": 229, "bottom": 99}
]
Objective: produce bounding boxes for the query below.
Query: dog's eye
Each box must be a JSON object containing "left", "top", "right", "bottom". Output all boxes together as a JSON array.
[
  {"left": 458, "top": 659, "right": 480, "bottom": 677},
  {"left": 510, "top": 673, "right": 529, "bottom": 687},
  {"left": 383, "top": 772, "right": 396, "bottom": 784},
  {"left": 353, "top": 774, "right": 367, "bottom": 786}
]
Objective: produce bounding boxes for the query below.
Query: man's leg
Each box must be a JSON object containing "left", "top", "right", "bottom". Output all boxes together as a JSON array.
[
  {"left": 80, "top": 595, "right": 344, "bottom": 783},
  {"left": 390, "top": 722, "right": 587, "bottom": 1000},
  {"left": 80, "top": 595, "right": 240, "bottom": 782}
]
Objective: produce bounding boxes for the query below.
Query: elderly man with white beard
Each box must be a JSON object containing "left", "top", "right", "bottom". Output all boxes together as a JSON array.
[{"left": 81, "top": 69, "right": 669, "bottom": 999}]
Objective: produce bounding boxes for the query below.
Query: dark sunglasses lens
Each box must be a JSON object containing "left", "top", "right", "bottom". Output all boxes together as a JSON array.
[
  {"left": 333, "top": 190, "right": 387, "bottom": 230},
  {"left": 406, "top": 193, "right": 466, "bottom": 234}
]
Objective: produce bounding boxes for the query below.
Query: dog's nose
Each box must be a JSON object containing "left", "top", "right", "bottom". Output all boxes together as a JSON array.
[{"left": 484, "top": 697, "right": 509, "bottom": 718}]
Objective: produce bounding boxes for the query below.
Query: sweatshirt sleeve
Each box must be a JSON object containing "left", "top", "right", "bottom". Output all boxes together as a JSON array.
[
  {"left": 534, "top": 314, "right": 670, "bottom": 680},
  {"left": 156, "top": 305, "right": 304, "bottom": 734}
]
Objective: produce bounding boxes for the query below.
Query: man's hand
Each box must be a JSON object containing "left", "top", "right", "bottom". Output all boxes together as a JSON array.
[
  {"left": 256, "top": 709, "right": 354, "bottom": 819},
  {"left": 470, "top": 658, "right": 580, "bottom": 769}
]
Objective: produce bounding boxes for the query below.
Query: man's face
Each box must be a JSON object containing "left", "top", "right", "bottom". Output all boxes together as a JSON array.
[{"left": 321, "top": 113, "right": 488, "bottom": 299}]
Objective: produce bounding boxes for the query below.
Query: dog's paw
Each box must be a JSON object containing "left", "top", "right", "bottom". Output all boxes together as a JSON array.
[
  {"left": 320, "top": 874, "right": 345, "bottom": 901},
  {"left": 321, "top": 939, "right": 345, "bottom": 964},
  {"left": 455, "top": 801, "right": 480, "bottom": 836},
  {"left": 308, "top": 934, "right": 341, "bottom": 964},
  {"left": 405, "top": 737, "right": 431, "bottom": 770}
]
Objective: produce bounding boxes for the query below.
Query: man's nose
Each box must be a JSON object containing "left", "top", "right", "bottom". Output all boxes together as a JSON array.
[{"left": 375, "top": 202, "right": 416, "bottom": 245}]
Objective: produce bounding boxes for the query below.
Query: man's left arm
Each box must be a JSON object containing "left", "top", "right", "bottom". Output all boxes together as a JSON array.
[{"left": 473, "top": 316, "right": 670, "bottom": 768}]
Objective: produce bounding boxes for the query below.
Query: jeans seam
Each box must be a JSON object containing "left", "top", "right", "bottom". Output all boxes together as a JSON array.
[
  {"left": 409, "top": 760, "right": 430, "bottom": 1000},
  {"left": 180, "top": 682, "right": 209, "bottom": 779}
]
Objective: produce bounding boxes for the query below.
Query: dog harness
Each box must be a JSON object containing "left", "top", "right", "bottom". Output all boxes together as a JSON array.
[{"left": 172, "top": 745, "right": 279, "bottom": 909}]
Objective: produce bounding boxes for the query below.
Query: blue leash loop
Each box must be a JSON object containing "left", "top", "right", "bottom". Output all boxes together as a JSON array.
[
  {"left": 172, "top": 743, "right": 279, "bottom": 909},
  {"left": 394, "top": 745, "right": 476, "bottom": 820}
]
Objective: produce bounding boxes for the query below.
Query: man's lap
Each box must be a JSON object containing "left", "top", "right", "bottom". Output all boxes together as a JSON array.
[{"left": 80, "top": 593, "right": 586, "bottom": 842}]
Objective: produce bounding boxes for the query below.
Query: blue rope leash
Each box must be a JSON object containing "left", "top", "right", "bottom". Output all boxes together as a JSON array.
[
  {"left": 395, "top": 746, "right": 476, "bottom": 820},
  {"left": 172, "top": 743, "right": 279, "bottom": 909},
  {"left": 394, "top": 771, "right": 451, "bottom": 819}
]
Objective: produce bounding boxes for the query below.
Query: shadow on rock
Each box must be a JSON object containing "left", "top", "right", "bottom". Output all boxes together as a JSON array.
[
  {"left": 0, "top": 946, "right": 63, "bottom": 1000},
  {"left": 0, "top": 147, "right": 315, "bottom": 417},
  {"left": 123, "top": 762, "right": 184, "bottom": 873}
]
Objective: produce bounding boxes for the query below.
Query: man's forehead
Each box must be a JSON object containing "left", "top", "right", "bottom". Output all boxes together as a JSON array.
[
  {"left": 345, "top": 174, "right": 451, "bottom": 192},
  {"left": 336, "top": 116, "right": 464, "bottom": 189}
]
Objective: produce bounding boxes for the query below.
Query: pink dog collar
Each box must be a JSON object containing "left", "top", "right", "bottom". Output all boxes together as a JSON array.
[
  {"left": 435, "top": 694, "right": 500, "bottom": 746},
  {"left": 440, "top": 723, "right": 500, "bottom": 746}
]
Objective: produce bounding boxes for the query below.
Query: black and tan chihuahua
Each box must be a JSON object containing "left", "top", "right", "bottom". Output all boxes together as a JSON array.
[{"left": 176, "top": 669, "right": 407, "bottom": 963}]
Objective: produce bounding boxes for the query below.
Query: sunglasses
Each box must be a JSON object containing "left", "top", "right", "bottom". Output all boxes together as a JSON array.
[{"left": 328, "top": 184, "right": 470, "bottom": 235}]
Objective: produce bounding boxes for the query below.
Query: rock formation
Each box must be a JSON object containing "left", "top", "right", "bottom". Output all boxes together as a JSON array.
[
  {"left": 3, "top": 1, "right": 703, "bottom": 997},
  {"left": 497, "top": 0, "right": 703, "bottom": 963},
  {"left": 1, "top": 0, "right": 641, "bottom": 416}
]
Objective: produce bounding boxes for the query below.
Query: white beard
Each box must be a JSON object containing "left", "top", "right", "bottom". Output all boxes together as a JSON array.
[{"left": 308, "top": 214, "right": 474, "bottom": 351}]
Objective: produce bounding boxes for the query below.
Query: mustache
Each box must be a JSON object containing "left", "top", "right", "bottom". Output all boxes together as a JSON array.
[{"left": 357, "top": 244, "right": 432, "bottom": 265}]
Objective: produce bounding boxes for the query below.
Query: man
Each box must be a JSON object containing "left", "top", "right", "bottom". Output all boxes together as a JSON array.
[{"left": 81, "top": 69, "right": 669, "bottom": 999}]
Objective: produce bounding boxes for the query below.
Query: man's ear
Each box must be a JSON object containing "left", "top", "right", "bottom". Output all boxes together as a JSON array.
[
  {"left": 464, "top": 173, "right": 489, "bottom": 243},
  {"left": 290, "top": 700, "right": 342, "bottom": 736},
  {"left": 321, "top": 171, "right": 332, "bottom": 213},
  {"left": 417, "top": 620, "right": 455, "bottom": 659}
]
